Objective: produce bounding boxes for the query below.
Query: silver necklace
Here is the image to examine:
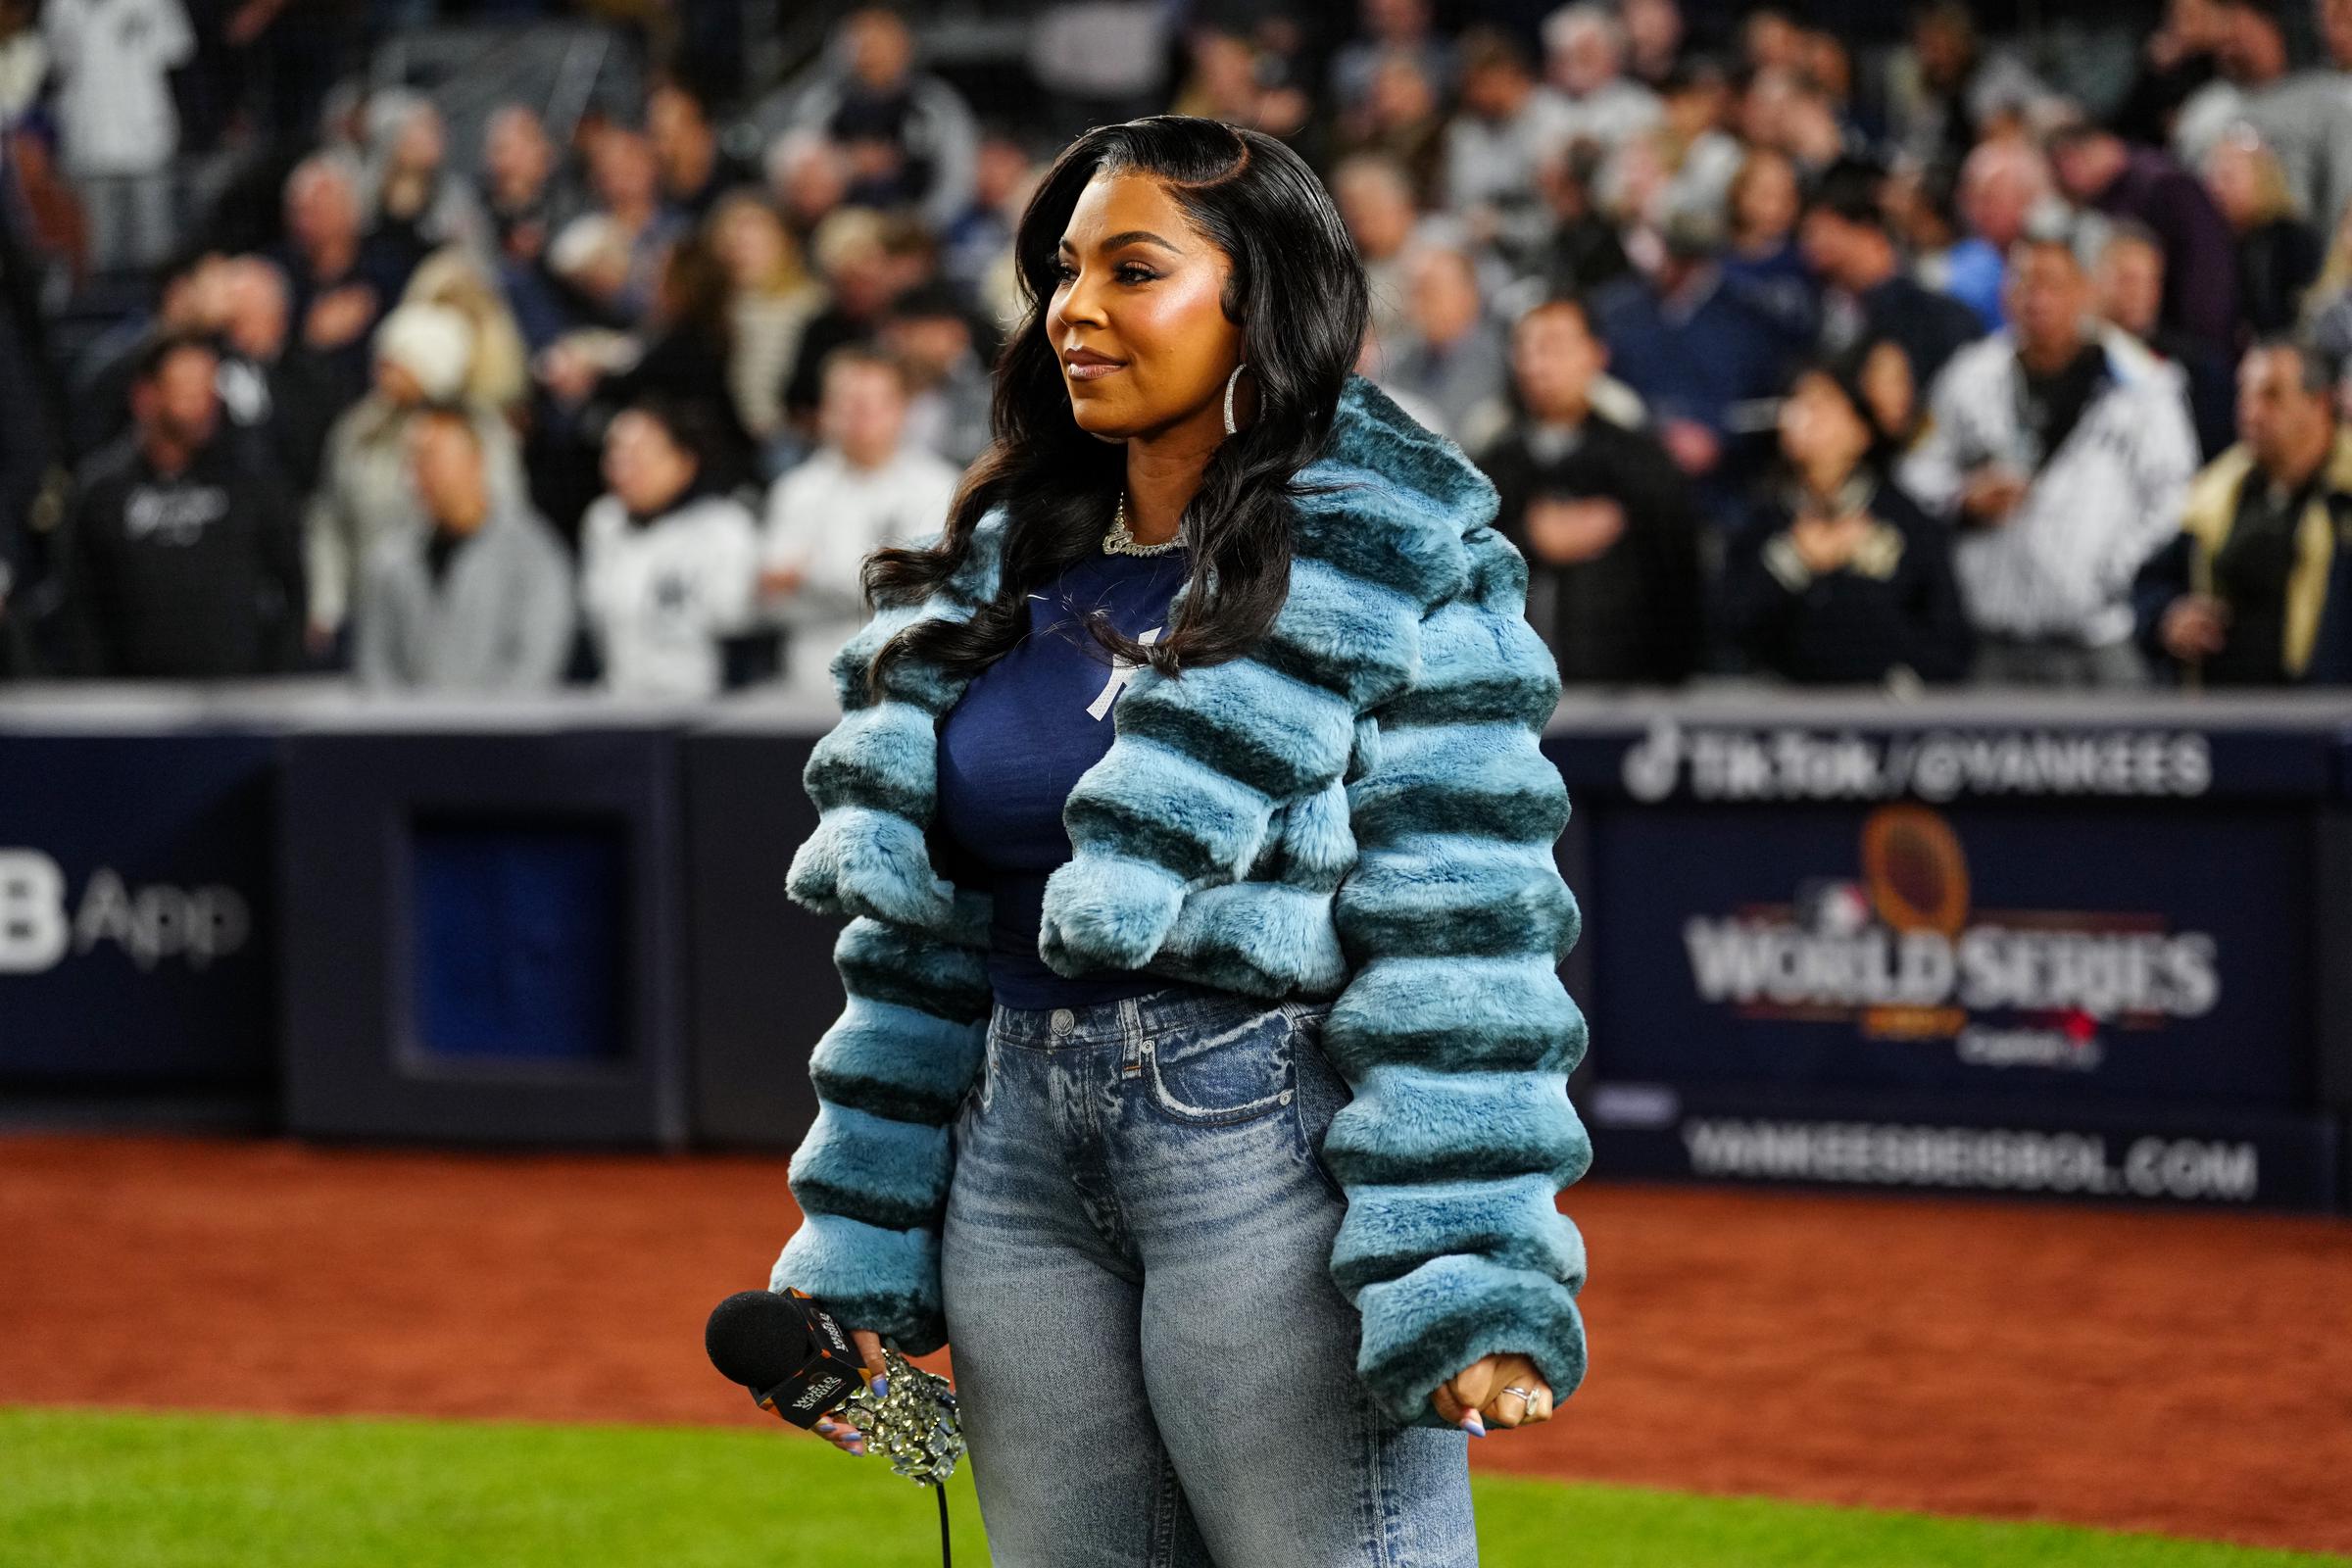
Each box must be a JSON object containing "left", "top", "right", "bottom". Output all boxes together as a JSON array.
[{"left": 1102, "top": 492, "right": 1184, "bottom": 556}]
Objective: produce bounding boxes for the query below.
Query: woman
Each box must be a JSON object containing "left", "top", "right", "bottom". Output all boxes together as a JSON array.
[
  {"left": 1723, "top": 358, "right": 1972, "bottom": 685},
  {"left": 1720, "top": 146, "right": 1819, "bottom": 348},
  {"left": 2203, "top": 126, "right": 2322, "bottom": 340},
  {"left": 706, "top": 190, "right": 824, "bottom": 447},
  {"left": 766, "top": 117, "right": 1590, "bottom": 1563}
]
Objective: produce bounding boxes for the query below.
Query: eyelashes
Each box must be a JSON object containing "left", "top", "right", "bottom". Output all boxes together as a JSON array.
[{"left": 1052, "top": 261, "right": 1160, "bottom": 286}]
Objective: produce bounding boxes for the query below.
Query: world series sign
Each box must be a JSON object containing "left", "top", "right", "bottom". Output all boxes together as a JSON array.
[{"left": 1547, "top": 709, "right": 2349, "bottom": 1211}]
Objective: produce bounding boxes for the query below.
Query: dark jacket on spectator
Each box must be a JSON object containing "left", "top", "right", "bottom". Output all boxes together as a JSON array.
[
  {"left": 2088, "top": 146, "right": 2242, "bottom": 354},
  {"left": 2133, "top": 429, "right": 2352, "bottom": 685},
  {"left": 1722, "top": 471, "right": 1974, "bottom": 685},
  {"left": 1481, "top": 412, "right": 1704, "bottom": 685},
  {"left": 1831, "top": 273, "right": 1985, "bottom": 392},
  {"left": 58, "top": 431, "right": 305, "bottom": 677},
  {"left": 1593, "top": 267, "right": 1793, "bottom": 496},
  {"left": 2234, "top": 215, "right": 2323, "bottom": 339}
]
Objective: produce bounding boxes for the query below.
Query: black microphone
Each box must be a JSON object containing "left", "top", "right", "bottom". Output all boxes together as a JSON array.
[{"left": 706, "top": 1288, "right": 867, "bottom": 1429}]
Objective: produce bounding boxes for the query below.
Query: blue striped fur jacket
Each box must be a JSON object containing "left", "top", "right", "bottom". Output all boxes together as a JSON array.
[{"left": 769, "top": 373, "right": 1592, "bottom": 1427}]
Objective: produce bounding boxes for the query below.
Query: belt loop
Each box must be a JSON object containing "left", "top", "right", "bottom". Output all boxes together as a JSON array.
[{"left": 1119, "top": 995, "right": 1145, "bottom": 1077}]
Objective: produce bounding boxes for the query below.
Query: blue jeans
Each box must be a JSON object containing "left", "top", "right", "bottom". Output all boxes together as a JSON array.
[{"left": 941, "top": 984, "right": 1478, "bottom": 1566}]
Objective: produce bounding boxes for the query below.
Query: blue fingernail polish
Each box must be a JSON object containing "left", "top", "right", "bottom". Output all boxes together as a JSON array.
[{"left": 871, "top": 1376, "right": 890, "bottom": 1398}]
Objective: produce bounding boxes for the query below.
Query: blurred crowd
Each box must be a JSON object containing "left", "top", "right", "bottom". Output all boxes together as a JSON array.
[{"left": 6, "top": 0, "right": 2352, "bottom": 698}]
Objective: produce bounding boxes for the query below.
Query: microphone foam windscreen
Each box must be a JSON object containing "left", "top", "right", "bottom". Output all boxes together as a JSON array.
[{"left": 705, "top": 1290, "right": 814, "bottom": 1392}]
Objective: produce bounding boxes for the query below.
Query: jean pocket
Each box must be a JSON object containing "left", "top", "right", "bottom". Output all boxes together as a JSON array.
[
  {"left": 1143, "top": 1001, "right": 1295, "bottom": 1126},
  {"left": 1283, "top": 1003, "right": 1351, "bottom": 1202}
]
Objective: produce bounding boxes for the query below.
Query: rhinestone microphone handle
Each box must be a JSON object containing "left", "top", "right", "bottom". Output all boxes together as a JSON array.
[{"left": 834, "top": 1346, "right": 967, "bottom": 1487}]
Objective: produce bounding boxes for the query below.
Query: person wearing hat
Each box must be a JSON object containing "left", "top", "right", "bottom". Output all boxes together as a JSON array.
[
  {"left": 1723, "top": 355, "right": 1973, "bottom": 686},
  {"left": 303, "top": 300, "right": 521, "bottom": 662}
]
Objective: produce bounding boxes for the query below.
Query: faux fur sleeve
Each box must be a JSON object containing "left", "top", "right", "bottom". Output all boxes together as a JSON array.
[
  {"left": 768, "top": 914, "right": 991, "bottom": 1353},
  {"left": 1320, "top": 522, "right": 1593, "bottom": 1427}
]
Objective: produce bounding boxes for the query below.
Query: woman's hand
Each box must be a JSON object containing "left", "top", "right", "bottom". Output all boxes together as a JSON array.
[
  {"left": 1429, "top": 1352, "right": 1554, "bottom": 1434},
  {"left": 811, "top": 1328, "right": 889, "bottom": 1454}
]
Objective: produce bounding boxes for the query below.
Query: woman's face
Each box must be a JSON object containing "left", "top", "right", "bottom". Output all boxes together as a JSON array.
[
  {"left": 1737, "top": 152, "right": 1799, "bottom": 243},
  {"left": 2204, "top": 137, "right": 2262, "bottom": 229},
  {"left": 1779, "top": 370, "right": 1871, "bottom": 473},
  {"left": 713, "top": 202, "right": 786, "bottom": 289},
  {"left": 603, "top": 410, "right": 696, "bottom": 514},
  {"left": 1858, "top": 339, "right": 1917, "bottom": 440},
  {"left": 1051, "top": 172, "right": 1247, "bottom": 443}
]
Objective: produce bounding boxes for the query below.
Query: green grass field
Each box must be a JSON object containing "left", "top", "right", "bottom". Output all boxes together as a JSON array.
[{"left": 2, "top": 1406, "right": 2341, "bottom": 1568}]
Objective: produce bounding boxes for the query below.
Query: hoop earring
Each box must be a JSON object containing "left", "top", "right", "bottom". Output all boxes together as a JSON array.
[{"left": 1223, "top": 363, "right": 1249, "bottom": 436}]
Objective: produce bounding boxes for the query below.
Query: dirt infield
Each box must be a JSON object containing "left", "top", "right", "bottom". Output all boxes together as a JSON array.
[{"left": 3, "top": 1134, "right": 2346, "bottom": 1556}]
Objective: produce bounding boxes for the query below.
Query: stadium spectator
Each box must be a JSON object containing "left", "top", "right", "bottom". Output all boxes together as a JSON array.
[
  {"left": 939, "top": 131, "right": 1032, "bottom": 306},
  {"left": 360, "top": 91, "right": 489, "bottom": 271},
  {"left": 1335, "top": 154, "right": 1433, "bottom": 350},
  {"left": 1620, "top": 0, "right": 1685, "bottom": 91},
  {"left": 2135, "top": 335, "right": 2352, "bottom": 685},
  {"left": 306, "top": 302, "right": 516, "bottom": 653},
  {"left": 1622, "top": 57, "right": 1743, "bottom": 230},
  {"left": 759, "top": 347, "right": 957, "bottom": 700},
  {"left": 1479, "top": 295, "right": 1701, "bottom": 685},
  {"left": 275, "top": 154, "right": 409, "bottom": 382},
  {"left": 41, "top": 0, "right": 194, "bottom": 273},
  {"left": 553, "top": 237, "right": 753, "bottom": 488},
  {"left": 1381, "top": 242, "right": 1511, "bottom": 445},
  {"left": 1724, "top": 358, "right": 1973, "bottom": 686},
  {"left": 1542, "top": 4, "right": 1661, "bottom": 157},
  {"left": 1329, "top": 0, "right": 1455, "bottom": 119},
  {"left": 68, "top": 249, "right": 231, "bottom": 460},
  {"left": 2112, "top": 0, "right": 2228, "bottom": 151},
  {"left": 1901, "top": 228, "right": 2199, "bottom": 685},
  {"left": 57, "top": 331, "right": 304, "bottom": 677},
  {"left": 400, "top": 250, "right": 532, "bottom": 416},
  {"left": 1800, "top": 160, "right": 1984, "bottom": 393},
  {"left": 781, "top": 207, "right": 903, "bottom": 425},
  {"left": 789, "top": 8, "right": 977, "bottom": 231},
  {"left": 355, "top": 406, "right": 573, "bottom": 693},
  {"left": 1592, "top": 212, "right": 1793, "bottom": 498},
  {"left": 579, "top": 397, "right": 760, "bottom": 699},
  {"left": 882, "top": 285, "right": 992, "bottom": 469},
  {"left": 1944, "top": 136, "right": 2055, "bottom": 330},
  {"left": 2170, "top": 0, "right": 2292, "bottom": 172},
  {"left": 2050, "top": 120, "right": 2241, "bottom": 355},
  {"left": 649, "top": 74, "right": 755, "bottom": 220},
  {"left": 1883, "top": 0, "right": 2051, "bottom": 172},
  {"left": 2202, "top": 126, "right": 2322, "bottom": 338},
  {"left": 1720, "top": 146, "right": 1819, "bottom": 348},
  {"left": 549, "top": 126, "right": 685, "bottom": 328},
  {"left": 764, "top": 126, "right": 852, "bottom": 248},
  {"left": 213, "top": 255, "right": 346, "bottom": 492},
  {"left": 1529, "top": 142, "right": 1634, "bottom": 302},
  {"left": 2096, "top": 221, "right": 2237, "bottom": 461},
  {"left": 1329, "top": 50, "right": 1448, "bottom": 209},
  {"left": 708, "top": 192, "right": 823, "bottom": 448},
  {"left": 1443, "top": 28, "right": 1571, "bottom": 261},
  {"left": 482, "top": 105, "right": 570, "bottom": 271}
]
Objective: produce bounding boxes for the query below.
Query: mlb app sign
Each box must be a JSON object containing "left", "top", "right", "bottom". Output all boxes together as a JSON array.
[
  {"left": 1590, "top": 803, "right": 2309, "bottom": 1110},
  {"left": 0, "top": 733, "right": 275, "bottom": 1084}
]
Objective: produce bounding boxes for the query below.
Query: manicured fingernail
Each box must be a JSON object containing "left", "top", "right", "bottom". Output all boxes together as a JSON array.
[
  {"left": 1459, "top": 1412, "right": 1486, "bottom": 1437},
  {"left": 870, "top": 1375, "right": 890, "bottom": 1398}
]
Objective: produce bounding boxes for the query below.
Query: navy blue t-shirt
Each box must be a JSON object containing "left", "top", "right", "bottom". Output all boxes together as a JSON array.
[{"left": 936, "top": 547, "right": 1200, "bottom": 1008}]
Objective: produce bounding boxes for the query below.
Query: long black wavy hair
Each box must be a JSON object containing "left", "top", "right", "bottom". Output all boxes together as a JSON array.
[{"left": 857, "top": 115, "right": 1370, "bottom": 699}]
